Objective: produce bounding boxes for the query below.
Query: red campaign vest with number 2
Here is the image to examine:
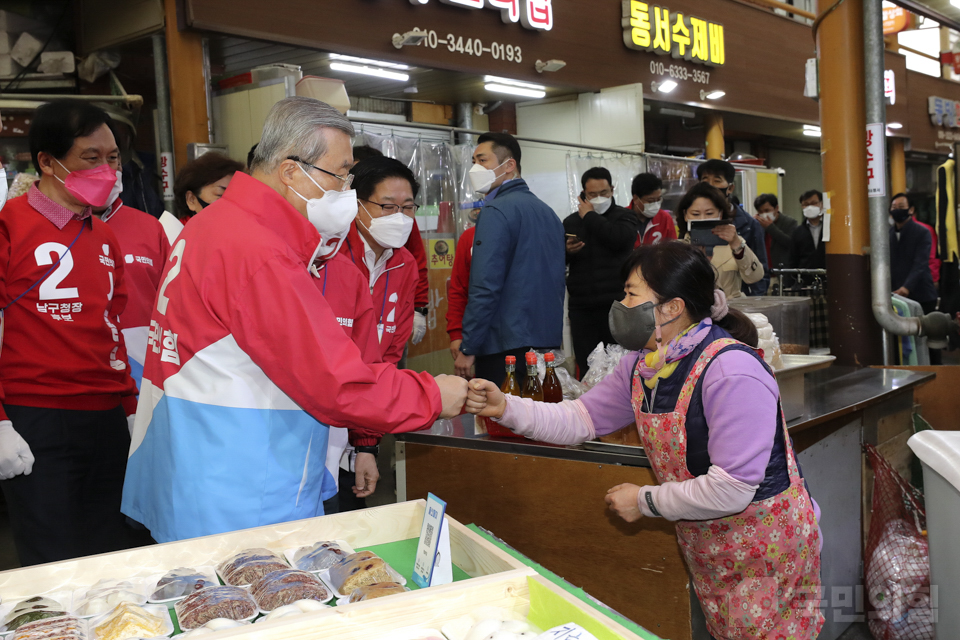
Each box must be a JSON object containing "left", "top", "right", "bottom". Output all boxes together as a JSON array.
[
  {"left": 632, "top": 338, "right": 824, "bottom": 640},
  {"left": 0, "top": 194, "right": 138, "bottom": 418}
]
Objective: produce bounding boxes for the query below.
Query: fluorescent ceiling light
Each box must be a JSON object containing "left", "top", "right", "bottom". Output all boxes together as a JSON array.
[
  {"left": 803, "top": 124, "right": 821, "bottom": 131},
  {"left": 329, "top": 54, "right": 409, "bottom": 70},
  {"left": 485, "top": 83, "right": 546, "bottom": 99},
  {"left": 803, "top": 129, "right": 821, "bottom": 137},
  {"left": 704, "top": 90, "right": 725, "bottom": 100},
  {"left": 887, "top": 122, "right": 903, "bottom": 129},
  {"left": 483, "top": 75, "right": 545, "bottom": 90},
  {"left": 330, "top": 62, "right": 409, "bottom": 82},
  {"left": 656, "top": 80, "right": 678, "bottom": 93}
]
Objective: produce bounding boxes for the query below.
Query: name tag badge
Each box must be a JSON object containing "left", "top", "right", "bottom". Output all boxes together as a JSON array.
[
  {"left": 412, "top": 493, "right": 452, "bottom": 588},
  {"left": 377, "top": 323, "right": 384, "bottom": 343}
]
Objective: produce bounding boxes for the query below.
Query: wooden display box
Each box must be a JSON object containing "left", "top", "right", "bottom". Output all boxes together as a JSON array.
[{"left": 0, "top": 501, "right": 527, "bottom": 601}]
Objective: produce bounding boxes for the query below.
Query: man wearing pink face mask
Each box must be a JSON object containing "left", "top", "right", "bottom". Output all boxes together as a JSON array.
[
  {"left": 121, "top": 97, "right": 468, "bottom": 543},
  {"left": 0, "top": 100, "right": 139, "bottom": 565}
]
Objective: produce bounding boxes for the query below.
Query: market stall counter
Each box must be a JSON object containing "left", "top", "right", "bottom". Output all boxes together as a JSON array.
[
  {"left": 0, "top": 502, "right": 658, "bottom": 640},
  {"left": 396, "top": 366, "right": 935, "bottom": 640}
]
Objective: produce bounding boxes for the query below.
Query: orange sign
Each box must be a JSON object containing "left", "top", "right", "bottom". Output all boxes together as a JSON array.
[{"left": 882, "top": 7, "right": 910, "bottom": 35}]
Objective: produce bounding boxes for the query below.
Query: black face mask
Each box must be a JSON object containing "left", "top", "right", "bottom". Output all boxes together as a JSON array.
[
  {"left": 196, "top": 196, "right": 211, "bottom": 209},
  {"left": 608, "top": 300, "right": 680, "bottom": 351},
  {"left": 890, "top": 209, "right": 910, "bottom": 224}
]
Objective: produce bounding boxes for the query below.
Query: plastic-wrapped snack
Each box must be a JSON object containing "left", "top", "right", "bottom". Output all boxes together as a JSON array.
[
  {"left": 13, "top": 615, "right": 86, "bottom": 640},
  {"left": 348, "top": 582, "right": 407, "bottom": 603},
  {"left": 3, "top": 597, "right": 67, "bottom": 632},
  {"left": 328, "top": 551, "right": 392, "bottom": 595},
  {"left": 76, "top": 590, "right": 145, "bottom": 617},
  {"left": 292, "top": 542, "right": 348, "bottom": 573},
  {"left": 252, "top": 569, "right": 330, "bottom": 612},
  {"left": 182, "top": 618, "right": 249, "bottom": 637},
  {"left": 92, "top": 603, "right": 166, "bottom": 640},
  {"left": 175, "top": 587, "right": 257, "bottom": 631},
  {"left": 260, "top": 599, "right": 329, "bottom": 623},
  {"left": 218, "top": 548, "right": 288, "bottom": 586},
  {"left": 150, "top": 568, "right": 218, "bottom": 602}
]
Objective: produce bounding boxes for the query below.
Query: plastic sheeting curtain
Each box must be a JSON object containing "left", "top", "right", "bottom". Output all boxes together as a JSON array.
[
  {"left": 644, "top": 155, "right": 701, "bottom": 215},
  {"left": 564, "top": 154, "right": 645, "bottom": 213}
]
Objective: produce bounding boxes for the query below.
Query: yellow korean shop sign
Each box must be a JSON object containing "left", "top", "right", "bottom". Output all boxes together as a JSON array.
[{"left": 621, "top": 0, "right": 725, "bottom": 66}]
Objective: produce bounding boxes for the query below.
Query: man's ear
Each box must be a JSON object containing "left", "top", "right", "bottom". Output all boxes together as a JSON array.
[
  {"left": 278, "top": 158, "right": 299, "bottom": 187},
  {"left": 37, "top": 151, "right": 58, "bottom": 177}
]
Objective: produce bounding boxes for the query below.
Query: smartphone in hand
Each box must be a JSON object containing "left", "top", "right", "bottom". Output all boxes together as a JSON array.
[{"left": 689, "top": 219, "right": 733, "bottom": 247}]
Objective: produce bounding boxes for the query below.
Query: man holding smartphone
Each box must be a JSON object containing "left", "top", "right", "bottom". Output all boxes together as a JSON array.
[{"left": 562, "top": 167, "right": 640, "bottom": 378}]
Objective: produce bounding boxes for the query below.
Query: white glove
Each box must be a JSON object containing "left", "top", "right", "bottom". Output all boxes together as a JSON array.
[
  {"left": 127, "top": 414, "right": 136, "bottom": 437},
  {"left": 412, "top": 310, "right": 427, "bottom": 344},
  {"left": 0, "top": 420, "right": 34, "bottom": 480}
]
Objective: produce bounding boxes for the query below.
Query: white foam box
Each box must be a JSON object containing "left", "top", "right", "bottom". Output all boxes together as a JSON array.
[
  {"left": 10, "top": 31, "right": 43, "bottom": 67},
  {"left": 0, "top": 53, "right": 21, "bottom": 77},
  {"left": 0, "top": 10, "right": 45, "bottom": 33},
  {"left": 38, "top": 51, "right": 74, "bottom": 75},
  {"left": 0, "top": 501, "right": 528, "bottom": 605}
]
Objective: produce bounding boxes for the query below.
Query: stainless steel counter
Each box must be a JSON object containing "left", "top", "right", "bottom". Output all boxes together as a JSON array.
[{"left": 397, "top": 366, "right": 935, "bottom": 468}]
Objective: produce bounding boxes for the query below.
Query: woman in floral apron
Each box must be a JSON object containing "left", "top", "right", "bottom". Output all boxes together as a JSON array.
[{"left": 465, "top": 242, "right": 824, "bottom": 640}]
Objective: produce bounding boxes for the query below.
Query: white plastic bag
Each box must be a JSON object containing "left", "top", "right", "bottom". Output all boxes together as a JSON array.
[
  {"left": 581, "top": 343, "right": 627, "bottom": 390},
  {"left": 866, "top": 519, "right": 933, "bottom": 639}
]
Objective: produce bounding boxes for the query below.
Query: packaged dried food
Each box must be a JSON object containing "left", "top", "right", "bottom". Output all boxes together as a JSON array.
[
  {"left": 175, "top": 586, "right": 257, "bottom": 631},
  {"left": 182, "top": 618, "right": 250, "bottom": 637},
  {"left": 148, "top": 568, "right": 218, "bottom": 603},
  {"left": 259, "top": 599, "right": 329, "bottom": 624},
  {"left": 3, "top": 597, "right": 67, "bottom": 631},
  {"left": 216, "top": 548, "right": 288, "bottom": 587},
  {"left": 251, "top": 569, "right": 331, "bottom": 612},
  {"left": 13, "top": 615, "right": 86, "bottom": 640},
  {"left": 326, "top": 551, "right": 393, "bottom": 596},
  {"left": 290, "top": 542, "right": 349, "bottom": 573},
  {"left": 347, "top": 582, "right": 407, "bottom": 603},
  {"left": 75, "top": 590, "right": 145, "bottom": 618},
  {"left": 91, "top": 603, "right": 170, "bottom": 640}
]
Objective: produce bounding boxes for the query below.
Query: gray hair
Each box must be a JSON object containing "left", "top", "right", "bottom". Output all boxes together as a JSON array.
[{"left": 251, "top": 97, "right": 355, "bottom": 173}]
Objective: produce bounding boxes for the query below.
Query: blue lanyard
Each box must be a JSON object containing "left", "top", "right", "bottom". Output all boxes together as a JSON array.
[
  {"left": 321, "top": 263, "right": 328, "bottom": 296},
  {"left": 2, "top": 217, "right": 88, "bottom": 314}
]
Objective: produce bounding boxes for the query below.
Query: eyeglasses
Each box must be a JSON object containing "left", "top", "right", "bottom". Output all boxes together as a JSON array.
[
  {"left": 363, "top": 199, "right": 420, "bottom": 215},
  {"left": 287, "top": 156, "right": 354, "bottom": 191}
]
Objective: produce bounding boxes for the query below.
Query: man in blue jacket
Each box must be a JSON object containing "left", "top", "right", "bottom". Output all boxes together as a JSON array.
[
  {"left": 454, "top": 132, "right": 565, "bottom": 387},
  {"left": 697, "top": 160, "right": 770, "bottom": 296}
]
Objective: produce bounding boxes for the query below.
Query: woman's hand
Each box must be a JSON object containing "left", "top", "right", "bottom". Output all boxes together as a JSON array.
[
  {"left": 712, "top": 223, "right": 739, "bottom": 248},
  {"left": 465, "top": 379, "right": 507, "bottom": 418},
  {"left": 605, "top": 483, "right": 643, "bottom": 522}
]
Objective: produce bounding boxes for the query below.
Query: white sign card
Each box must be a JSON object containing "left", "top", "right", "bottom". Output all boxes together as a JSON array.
[
  {"left": 538, "top": 623, "right": 601, "bottom": 640},
  {"left": 866, "top": 123, "right": 886, "bottom": 198},
  {"left": 822, "top": 193, "right": 832, "bottom": 243},
  {"left": 412, "top": 493, "right": 452, "bottom": 588}
]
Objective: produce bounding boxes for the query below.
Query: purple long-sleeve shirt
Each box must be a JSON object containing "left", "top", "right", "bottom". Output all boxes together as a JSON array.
[{"left": 580, "top": 349, "right": 779, "bottom": 486}]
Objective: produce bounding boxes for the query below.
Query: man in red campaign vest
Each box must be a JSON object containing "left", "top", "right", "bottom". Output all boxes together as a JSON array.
[
  {"left": 0, "top": 100, "right": 139, "bottom": 565},
  {"left": 94, "top": 155, "right": 171, "bottom": 390}
]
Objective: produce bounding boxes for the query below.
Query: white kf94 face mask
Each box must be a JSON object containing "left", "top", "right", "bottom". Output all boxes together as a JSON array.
[
  {"left": 468, "top": 160, "right": 508, "bottom": 194},
  {"left": 360, "top": 203, "right": 414, "bottom": 249},
  {"left": 589, "top": 196, "right": 612, "bottom": 214},
  {"left": 290, "top": 163, "right": 358, "bottom": 262}
]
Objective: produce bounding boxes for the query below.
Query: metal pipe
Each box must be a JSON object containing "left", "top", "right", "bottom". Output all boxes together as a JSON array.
[
  {"left": 347, "top": 116, "right": 646, "bottom": 156},
  {"left": 865, "top": 0, "right": 921, "bottom": 349},
  {"left": 455, "top": 102, "right": 474, "bottom": 147},
  {"left": 153, "top": 34, "right": 176, "bottom": 212},
  {"left": 0, "top": 93, "right": 144, "bottom": 107}
]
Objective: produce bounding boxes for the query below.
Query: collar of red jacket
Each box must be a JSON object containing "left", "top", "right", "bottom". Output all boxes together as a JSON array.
[
  {"left": 342, "top": 220, "right": 411, "bottom": 278},
  {"left": 219, "top": 171, "right": 322, "bottom": 267}
]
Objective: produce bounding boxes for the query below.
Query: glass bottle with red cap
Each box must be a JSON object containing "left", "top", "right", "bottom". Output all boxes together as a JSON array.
[
  {"left": 520, "top": 351, "right": 543, "bottom": 401},
  {"left": 500, "top": 355, "right": 521, "bottom": 398},
  {"left": 542, "top": 352, "right": 563, "bottom": 403}
]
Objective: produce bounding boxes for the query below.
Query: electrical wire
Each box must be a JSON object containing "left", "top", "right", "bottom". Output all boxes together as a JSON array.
[{"left": 811, "top": 0, "right": 848, "bottom": 42}]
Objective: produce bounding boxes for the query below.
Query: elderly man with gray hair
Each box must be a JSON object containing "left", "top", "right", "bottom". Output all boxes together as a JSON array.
[{"left": 121, "top": 97, "right": 467, "bottom": 543}]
